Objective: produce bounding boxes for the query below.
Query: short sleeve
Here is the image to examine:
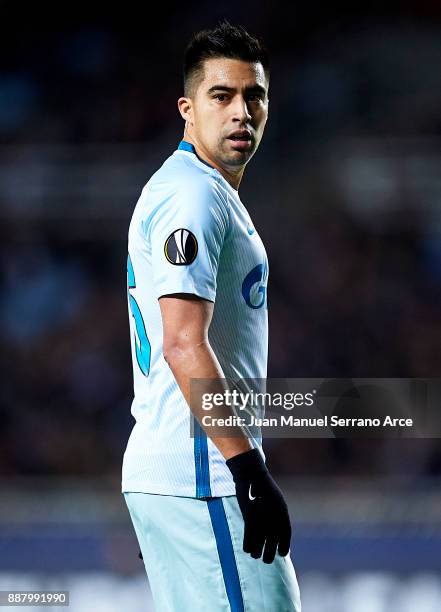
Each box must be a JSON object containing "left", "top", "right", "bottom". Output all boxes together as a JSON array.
[{"left": 146, "top": 178, "right": 229, "bottom": 302}]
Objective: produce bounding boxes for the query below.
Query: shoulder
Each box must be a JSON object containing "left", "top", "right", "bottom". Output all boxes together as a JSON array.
[
  {"left": 154, "top": 151, "right": 226, "bottom": 200},
  {"left": 136, "top": 152, "right": 230, "bottom": 240},
  {"left": 146, "top": 152, "right": 229, "bottom": 215}
]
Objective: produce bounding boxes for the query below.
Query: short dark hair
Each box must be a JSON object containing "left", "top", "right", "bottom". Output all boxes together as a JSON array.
[{"left": 183, "top": 21, "right": 269, "bottom": 97}]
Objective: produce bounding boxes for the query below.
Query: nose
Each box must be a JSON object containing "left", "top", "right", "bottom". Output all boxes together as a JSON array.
[{"left": 232, "top": 96, "right": 252, "bottom": 124}]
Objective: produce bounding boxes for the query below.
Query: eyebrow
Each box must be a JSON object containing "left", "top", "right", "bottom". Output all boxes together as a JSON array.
[{"left": 206, "top": 84, "right": 267, "bottom": 96}]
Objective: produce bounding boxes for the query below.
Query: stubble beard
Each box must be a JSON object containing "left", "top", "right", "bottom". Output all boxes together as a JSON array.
[{"left": 217, "top": 137, "right": 256, "bottom": 167}]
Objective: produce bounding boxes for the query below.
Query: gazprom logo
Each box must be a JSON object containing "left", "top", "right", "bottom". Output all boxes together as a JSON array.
[{"left": 241, "top": 263, "right": 268, "bottom": 309}]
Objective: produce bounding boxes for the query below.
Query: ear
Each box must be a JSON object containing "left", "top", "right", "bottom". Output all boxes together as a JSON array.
[{"left": 178, "top": 97, "right": 193, "bottom": 124}]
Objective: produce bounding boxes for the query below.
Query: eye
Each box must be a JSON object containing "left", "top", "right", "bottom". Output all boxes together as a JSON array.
[
  {"left": 247, "top": 93, "right": 264, "bottom": 102},
  {"left": 213, "top": 94, "right": 228, "bottom": 102}
]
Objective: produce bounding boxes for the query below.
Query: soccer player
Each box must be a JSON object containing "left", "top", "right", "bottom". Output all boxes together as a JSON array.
[{"left": 122, "top": 21, "right": 301, "bottom": 612}]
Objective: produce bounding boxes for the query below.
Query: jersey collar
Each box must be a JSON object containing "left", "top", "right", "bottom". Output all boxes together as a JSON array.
[
  {"left": 178, "top": 140, "right": 216, "bottom": 171},
  {"left": 177, "top": 140, "right": 239, "bottom": 193},
  {"left": 178, "top": 140, "right": 196, "bottom": 154}
]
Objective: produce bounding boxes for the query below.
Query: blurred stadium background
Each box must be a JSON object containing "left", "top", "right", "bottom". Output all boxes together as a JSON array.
[{"left": 1, "top": 2, "right": 441, "bottom": 610}]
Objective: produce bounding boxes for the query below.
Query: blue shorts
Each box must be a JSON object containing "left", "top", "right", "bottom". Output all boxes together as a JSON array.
[{"left": 124, "top": 492, "right": 301, "bottom": 612}]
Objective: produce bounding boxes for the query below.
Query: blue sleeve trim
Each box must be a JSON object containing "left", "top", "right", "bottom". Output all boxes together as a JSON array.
[
  {"left": 207, "top": 498, "right": 245, "bottom": 612},
  {"left": 193, "top": 419, "right": 212, "bottom": 498}
]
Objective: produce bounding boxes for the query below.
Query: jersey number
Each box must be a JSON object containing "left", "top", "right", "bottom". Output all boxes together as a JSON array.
[{"left": 127, "top": 253, "right": 151, "bottom": 376}]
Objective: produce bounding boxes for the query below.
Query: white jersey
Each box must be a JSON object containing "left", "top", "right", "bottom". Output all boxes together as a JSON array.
[{"left": 122, "top": 141, "right": 269, "bottom": 497}]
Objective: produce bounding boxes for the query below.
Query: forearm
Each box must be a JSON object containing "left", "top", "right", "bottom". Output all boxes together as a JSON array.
[{"left": 164, "top": 339, "right": 251, "bottom": 460}]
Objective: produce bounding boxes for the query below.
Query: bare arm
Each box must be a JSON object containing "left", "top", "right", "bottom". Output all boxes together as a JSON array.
[{"left": 159, "top": 294, "right": 251, "bottom": 460}]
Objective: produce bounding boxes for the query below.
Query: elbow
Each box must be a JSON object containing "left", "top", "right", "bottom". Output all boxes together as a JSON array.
[
  {"left": 163, "top": 337, "right": 192, "bottom": 366},
  {"left": 163, "top": 335, "right": 206, "bottom": 367},
  {"left": 162, "top": 341, "right": 182, "bottom": 366}
]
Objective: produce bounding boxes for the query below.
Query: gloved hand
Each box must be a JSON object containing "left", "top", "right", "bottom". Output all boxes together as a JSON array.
[{"left": 226, "top": 448, "right": 292, "bottom": 564}]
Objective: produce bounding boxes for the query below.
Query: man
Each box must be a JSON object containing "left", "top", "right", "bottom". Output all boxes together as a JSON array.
[{"left": 122, "top": 21, "right": 301, "bottom": 612}]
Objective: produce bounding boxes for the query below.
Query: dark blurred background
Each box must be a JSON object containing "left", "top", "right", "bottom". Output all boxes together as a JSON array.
[{"left": 1, "top": 2, "right": 441, "bottom": 610}]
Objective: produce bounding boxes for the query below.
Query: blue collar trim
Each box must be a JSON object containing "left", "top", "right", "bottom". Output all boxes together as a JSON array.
[
  {"left": 178, "top": 140, "right": 195, "bottom": 153},
  {"left": 178, "top": 140, "right": 215, "bottom": 170}
]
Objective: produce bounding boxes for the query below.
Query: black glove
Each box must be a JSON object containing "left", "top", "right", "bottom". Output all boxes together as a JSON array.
[{"left": 226, "top": 448, "right": 292, "bottom": 564}]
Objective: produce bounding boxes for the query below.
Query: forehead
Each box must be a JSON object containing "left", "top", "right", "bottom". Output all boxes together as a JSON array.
[{"left": 200, "top": 57, "right": 267, "bottom": 91}]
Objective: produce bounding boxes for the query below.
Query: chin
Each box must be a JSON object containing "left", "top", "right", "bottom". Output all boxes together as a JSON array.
[
  {"left": 226, "top": 147, "right": 254, "bottom": 161},
  {"left": 231, "top": 150, "right": 253, "bottom": 164}
]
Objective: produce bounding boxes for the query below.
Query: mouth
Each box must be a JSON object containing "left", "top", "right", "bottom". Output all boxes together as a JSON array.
[{"left": 227, "top": 130, "right": 253, "bottom": 151}]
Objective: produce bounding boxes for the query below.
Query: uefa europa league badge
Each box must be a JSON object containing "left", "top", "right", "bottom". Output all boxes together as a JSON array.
[{"left": 164, "top": 229, "right": 198, "bottom": 265}]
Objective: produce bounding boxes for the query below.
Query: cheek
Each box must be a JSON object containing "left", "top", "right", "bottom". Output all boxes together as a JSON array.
[
  {"left": 196, "top": 105, "right": 219, "bottom": 129},
  {"left": 256, "top": 108, "right": 268, "bottom": 130},
  {"left": 204, "top": 113, "right": 224, "bottom": 137}
]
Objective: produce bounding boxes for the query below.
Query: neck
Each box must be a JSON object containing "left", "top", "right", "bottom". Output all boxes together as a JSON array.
[{"left": 182, "top": 132, "right": 244, "bottom": 191}]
